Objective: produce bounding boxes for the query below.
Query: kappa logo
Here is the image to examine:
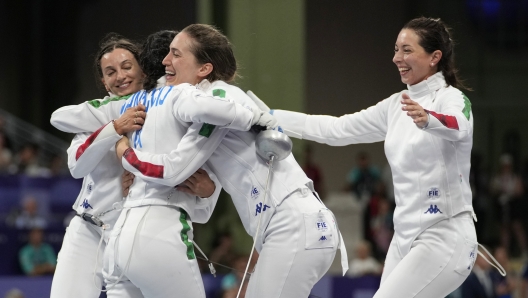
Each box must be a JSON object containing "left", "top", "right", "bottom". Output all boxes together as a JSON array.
[
  {"left": 255, "top": 202, "right": 270, "bottom": 216},
  {"left": 319, "top": 235, "right": 327, "bottom": 241},
  {"left": 424, "top": 204, "right": 442, "bottom": 214},
  {"left": 80, "top": 199, "right": 93, "bottom": 209},
  {"left": 427, "top": 187, "right": 440, "bottom": 199},
  {"left": 250, "top": 186, "right": 260, "bottom": 199}
]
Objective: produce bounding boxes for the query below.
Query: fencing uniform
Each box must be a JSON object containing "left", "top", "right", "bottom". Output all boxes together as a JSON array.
[
  {"left": 272, "top": 72, "right": 478, "bottom": 297},
  {"left": 50, "top": 122, "right": 143, "bottom": 298},
  {"left": 54, "top": 80, "right": 346, "bottom": 298},
  {"left": 49, "top": 85, "right": 244, "bottom": 297},
  {"left": 52, "top": 86, "right": 253, "bottom": 297}
]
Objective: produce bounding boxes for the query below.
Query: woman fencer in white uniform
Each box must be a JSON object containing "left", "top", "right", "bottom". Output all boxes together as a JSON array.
[{"left": 253, "top": 17, "right": 503, "bottom": 298}]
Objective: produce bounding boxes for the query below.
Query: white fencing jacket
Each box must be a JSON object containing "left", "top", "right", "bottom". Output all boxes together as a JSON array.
[
  {"left": 52, "top": 81, "right": 313, "bottom": 242},
  {"left": 51, "top": 83, "right": 256, "bottom": 223},
  {"left": 67, "top": 128, "right": 125, "bottom": 227},
  {"left": 273, "top": 72, "right": 474, "bottom": 255}
]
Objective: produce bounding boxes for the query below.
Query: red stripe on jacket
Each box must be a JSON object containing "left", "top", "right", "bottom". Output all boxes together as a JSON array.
[
  {"left": 427, "top": 110, "right": 459, "bottom": 130},
  {"left": 123, "top": 147, "right": 164, "bottom": 178},
  {"left": 75, "top": 123, "right": 107, "bottom": 160}
]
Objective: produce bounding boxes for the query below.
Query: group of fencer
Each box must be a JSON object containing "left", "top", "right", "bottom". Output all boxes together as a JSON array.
[{"left": 49, "top": 19, "right": 504, "bottom": 298}]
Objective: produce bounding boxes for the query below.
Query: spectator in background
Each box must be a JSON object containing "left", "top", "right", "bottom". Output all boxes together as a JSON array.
[
  {"left": 47, "top": 154, "right": 67, "bottom": 177},
  {"left": 346, "top": 240, "right": 382, "bottom": 278},
  {"left": 15, "top": 195, "right": 47, "bottom": 229},
  {"left": 221, "top": 253, "right": 258, "bottom": 298},
  {"left": 346, "top": 151, "right": 381, "bottom": 243},
  {"left": 381, "top": 163, "right": 395, "bottom": 204},
  {"left": 302, "top": 144, "right": 325, "bottom": 198},
  {"left": 8, "top": 143, "right": 50, "bottom": 177},
  {"left": 347, "top": 151, "right": 381, "bottom": 200},
  {"left": 470, "top": 152, "right": 490, "bottom": 243},
  {"left": 490, "top": 246, "right": 516, "bottom": 298},
  {"left": 490, "top": 154, "right": 527, "bottom": 257},
  {"left": 461, "top": 253, "right": 495, "bottom": 298},
  {"left": 3, "top": 289, "right": 24, "bottom": 298},
  {"left": 370, "top": 198, "right": 394, "bottom": 259},
  {"left": 18, "top": 228, "right": 56, "bottom": 276},
  {"left": 209, "top": 233, "right": 237, "bottom": 275},
  {"left": 0, "top": 131, "right": 12, "bottom": 173}
]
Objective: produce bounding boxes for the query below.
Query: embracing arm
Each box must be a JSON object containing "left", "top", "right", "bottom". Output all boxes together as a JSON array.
[
  {"left": 272, "top": 99, "right": 390, "bottom": 146},
  {"left": 50, "top": 95, "right": 135, "bottom": 133},
  {"left": 66, "top": 124, "right": 121, "bottom": 178},
  {"left": 116, "top": 122, "right": 228, "bottom": 187},
  {"left": 174, "top": 87, "right": 277, "bottom": 131},
  {"left": 184, "top": 165, "right": 222, "bottom": 223}
]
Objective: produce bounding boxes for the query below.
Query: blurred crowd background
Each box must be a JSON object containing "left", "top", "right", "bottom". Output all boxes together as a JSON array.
[{"left": 0, "top": 0, "right": 527, "bottom": 297}]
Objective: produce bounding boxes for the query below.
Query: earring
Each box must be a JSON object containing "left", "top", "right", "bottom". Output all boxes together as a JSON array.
[{"left": 430, "top": 63, "right": 434, "bottom": 67}]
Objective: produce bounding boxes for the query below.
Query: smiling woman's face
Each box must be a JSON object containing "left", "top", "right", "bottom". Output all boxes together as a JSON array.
[
  {"left": 100, "top": 48, "right": 144, "bottom": 96},
  {"left": 392, "top": 29, "right": 438, "bottom": 86}
]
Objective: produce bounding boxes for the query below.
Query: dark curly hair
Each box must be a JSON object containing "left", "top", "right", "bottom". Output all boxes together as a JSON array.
[
  {"left": 403, "top": 17, "right": 470, "bottom": 90},
  {"left": 93, "top": 33, "right": 142, "bottom": 90},
  {"left": 140, "top": 30, "right": 178, "bottom": 91}
]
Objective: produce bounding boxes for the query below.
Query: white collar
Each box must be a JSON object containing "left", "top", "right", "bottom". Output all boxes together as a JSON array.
[
  {"left": 407, "top": 72, "right": 445, "bottom": 98},
  {"left": 196, "top": 79, "right": 212, "bottom": 91}
]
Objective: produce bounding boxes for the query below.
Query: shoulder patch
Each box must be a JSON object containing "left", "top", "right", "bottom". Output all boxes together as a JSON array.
[
  {"left": 212, "top": 89, "right": 226, "bottom": 98},
  {"left": 199, "top": 123, "right": 216, "bottom": 138},
  {"left": 462, "top": 93, "right": 471, "bottom": 120},
  {"left": 87, "top": 94, "right": 132, "bottom": 108}
]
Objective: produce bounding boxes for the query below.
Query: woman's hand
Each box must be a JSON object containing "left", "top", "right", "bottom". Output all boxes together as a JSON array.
[
  {"left": 401, "top": 93, "right": 429, "bottom": 129},
  {"left": 113, "top": 103, "right": 146, "bottom": 135},
  {"left": 176, "top": 168, "right": 215, "bottom": 198},
  {"left": 115, "top": 136, "right": 131, "bottom": 160},
  {"left": 121, "top": 170, "right": 135, "bottom": 197}
]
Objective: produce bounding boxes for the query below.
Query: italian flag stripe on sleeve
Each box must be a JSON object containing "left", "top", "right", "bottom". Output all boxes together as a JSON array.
[
  {"left": 428, "top": 111, "right": 459, "bottom": 130},
  {"left": 122, "top": 148, "right": 164, "bottom": 178},
  {"left": 76, "top": 123, "right": 107, "bottom": 160}
]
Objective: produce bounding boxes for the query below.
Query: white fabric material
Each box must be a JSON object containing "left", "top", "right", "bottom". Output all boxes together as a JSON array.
[
  {"left": 245, "top": 191, "right": 337, "bottom": 298},
  {"left": 50, "top": 88, "right": 223, "bottom": 295},
  {"left": 51, "top": 217, "right": 144, "bottom": 298},
  {"left": 50, "top": 83, "right": 255, "bottom": 134},
  {"left": 51, "top": 216, "right": 106, "bottom": 298},
  {"left": 67, "top": 124, "right": 123, "bottom": 222},
  {"left": 246, "top": 90, "right": 270, "bottom": 112},
  {"left": 50, "top": 81, "right": 344, "bottom": 293},
  {"left": 103, "top": 206, "right": 205, "bottom": 298},
  {"left": 273, "top": 72, "right": 474, "bottom": 255},
  {"left": 375, "top": 212, "right": 477, "bottom": 298},
  {"left": 50, "top": 85, "right": 229, "bottom": 223}
]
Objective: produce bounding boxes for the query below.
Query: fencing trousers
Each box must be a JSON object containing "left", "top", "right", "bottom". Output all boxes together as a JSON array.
[
  {"left": 51, "top": 215, "right": 142, "bottom": 298},
  {"left": 374, "top": 212, "right": 477, "bottom": 298},
  {"left": 246, "top": 190, "right": 338, "bottom": 298},
  {"left": 103, "top": 205, "right": 204, "bottom": 298}
]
